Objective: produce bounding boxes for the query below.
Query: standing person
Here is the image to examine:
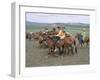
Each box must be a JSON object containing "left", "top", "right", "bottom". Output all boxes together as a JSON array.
[
  {"left": 76, "top": 33, "right": 84, "bottom": 47},
  {"left": 81, "top": 28, "right": 86, "bottom": 41}
]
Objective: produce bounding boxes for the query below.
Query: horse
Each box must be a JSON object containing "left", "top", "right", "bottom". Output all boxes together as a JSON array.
[
  {"left": 63, "top": 36, "right": 77, "bottom": 55},
  {"left": 55, "top": 35, "right": 77, "bottom": 56},
  {"left": 37, "top": 31, "right": 77, "bottom": 56},
  {"left": 83, "top": 36, "right": 90, "bottom": 46},
  {"left": 45, "top": 35, "right": 57, "bottom": 56},
  {"left": 38, "top": 31, "right": 58, "bottom": 48},
  {"left": 32, "top": 32, "right": 41, "bottom": 40},
  {"left": 26, "top": 32, "right": 34, "bottom": 40},
  {"left": 38, "top": 33, "right": 49, "bottom": 48}
]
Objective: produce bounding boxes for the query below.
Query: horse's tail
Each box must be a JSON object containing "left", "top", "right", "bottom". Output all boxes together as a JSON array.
[{"left": 74, "top": 40, "right": 77, "bottom": 53}]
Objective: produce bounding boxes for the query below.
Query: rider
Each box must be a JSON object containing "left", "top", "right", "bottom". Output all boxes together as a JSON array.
[
  {"left": 56, "top": 26, "right": 66, "bottom": 39},
  {"left": 53, "top": 26, "right": 66, "bottom": 53},
  {"left": 53, "top": 26, "right": 66, "bottom": 44}
]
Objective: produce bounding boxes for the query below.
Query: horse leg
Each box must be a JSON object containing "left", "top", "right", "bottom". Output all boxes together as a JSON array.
[
  {"left": 59, "top": 47, "right": 62, "bottom": 55},
  {"left": 74, "top": 41, "right": 77, "bottom": 54},
  {"left": 60, "top": 46, "right": 64, "bottom": 56},
  {"left": 61, "top": 46, "right": 65, "bottom": 56},
  {"left": 87, "top": 42, "right": 89, "bottom": 47},
  {"left": 59, "top": 47, "right": 61, "bottom": 55},
  {"left": 70, "top": 45, "right": 74, "bottom": 55},
  {"left": 63, "top": 46, "right": 66, "bottom": 55},
  {"left": 39, "top": 41, "right": 42, "bottom": 48},
  {"left": 53, "top": 47, "right": 59, "bottom": 57},
  {"left": 48, "top": 48, "right": 51, "bottom": 55},
  {"left": 67, "top": 46, "right": 70, "bottom": 55},
  {"left": 75, "top": 46, "right": 77, "bottom": 54}
]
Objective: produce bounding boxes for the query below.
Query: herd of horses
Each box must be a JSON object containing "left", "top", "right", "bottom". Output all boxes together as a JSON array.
[{"left": 26, "top": 30, "right": 89, "bottom": 57}]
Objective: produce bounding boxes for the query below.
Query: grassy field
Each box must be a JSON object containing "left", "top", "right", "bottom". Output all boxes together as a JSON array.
[{"left": 26, "top": 39, "right": 89, "bottom": 67}]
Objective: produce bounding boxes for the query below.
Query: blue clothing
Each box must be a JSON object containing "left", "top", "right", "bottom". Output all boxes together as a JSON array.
[{"left": 78, "top": 34, "right": 84, "bottom": 44}]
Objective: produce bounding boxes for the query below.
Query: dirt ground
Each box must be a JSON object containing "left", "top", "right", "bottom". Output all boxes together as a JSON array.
[{"left": 26, "top": 39, "right": 89, "bottom": 67}]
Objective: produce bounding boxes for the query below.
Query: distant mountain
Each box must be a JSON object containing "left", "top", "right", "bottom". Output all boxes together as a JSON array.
[
  {"left": 65, "top": 23, "right": 89, "bottom": 27},
  {"left": 26, "top": 21, "right": 52, "bottom": 27},
  {"left": 26, "top": 21, "right": 89, "bottom": 28}
]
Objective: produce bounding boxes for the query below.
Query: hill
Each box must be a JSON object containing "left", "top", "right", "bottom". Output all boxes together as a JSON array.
[{"left": 26, "top": 21, "right": 89, "bottom": 28}]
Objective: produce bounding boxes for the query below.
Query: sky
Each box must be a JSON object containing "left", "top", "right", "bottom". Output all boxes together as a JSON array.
[{"left": 26, "top": 12, "right": 90, "bottom": 24}]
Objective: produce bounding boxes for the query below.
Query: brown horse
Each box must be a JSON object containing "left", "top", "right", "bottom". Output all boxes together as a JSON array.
[
  {"left": 38, "top": 31, "right": 58, "bottom": 48},
  {"left": 83, "top": 36, "right": 90, "bottom": 46},
  {"left": 32, "top": 32, "right": 42, "bottom": 40},
  {"left": 37, "top": 31, "right": 77, "bottom": 56},
  {"left": 45, "top": 35, "right": 77, "bottom": 56},
  {"left": 63, "top": 36, "right": 77, "bottom": 55},
  {"left": 26, "top": 32, "right": 34, "bottom": 40},
  {"left": 38, "top": 33, "right": 49, "bottom": 48},
  {"left": 54, "top": 35, "right": 77, "bottom": 56},
  {"left": 45, "top": 36, "right": 56, "bottom": 56}
]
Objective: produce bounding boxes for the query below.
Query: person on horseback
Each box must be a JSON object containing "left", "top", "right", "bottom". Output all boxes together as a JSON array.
[
  {"left": 56, "top": 26, "right": 66, "bottom": 39},
  {"left": 53, "top": 26, "right": 66, "bottom": 45},
  {"left": 51, "top": 26, "right": 65, "bottom": 54}
]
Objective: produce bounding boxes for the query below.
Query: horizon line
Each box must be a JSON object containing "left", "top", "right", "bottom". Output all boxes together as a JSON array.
[{"left": 26, "top": 21, "right": 89, "bottom": 24}]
